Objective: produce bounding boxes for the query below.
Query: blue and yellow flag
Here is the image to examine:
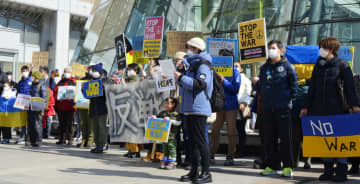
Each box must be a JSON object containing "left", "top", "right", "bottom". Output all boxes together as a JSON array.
[
  {"left": 0, "top": 97, "right": 27, "bottom": 127},
  {"left": 302, "top": 113, "right": 360, "bottom": 157}
]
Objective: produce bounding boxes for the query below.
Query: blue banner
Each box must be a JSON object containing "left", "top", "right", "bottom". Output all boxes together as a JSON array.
[
  {"left": 206, "top": 37, "right": 239, "bottom": 61},
  {"left": 82, "top": 80, "right": 103, "bottom": 98},
  {"left": 132, "top": 36, "right": 144, "bottom": 51}
]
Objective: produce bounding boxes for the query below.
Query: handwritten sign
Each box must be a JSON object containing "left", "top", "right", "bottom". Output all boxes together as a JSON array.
[
  {"left": 166, "top": 31, "right": 203, "bottom": 57},
  {"left": 159, "top": 59, "right": 176, "bottom": 77},
  {"left": 32, "top": 52, "right": 49, "bottom": 68},
  {"left": 72, "top": 62, "right": 88, "bottom": 78},
  {"left": 145, "top": 117, "right": 171, "bottom": 142},
  {"left": 302, "top": 114, "right": 360, "bottom": 157},
  {"left": 156, "top": 76, "right": 176, "bottom": 92},
  {"left": 207, "top": 37, "right": 239, "bottom": 61},
  {"left": 74, "top": 80, "right": 89, "bottom": 109},
  {"left": 211, "top": 56, "right": 233, "bottom": 77},
  {"left": 82, "top": 80, "right": 103, "bottom": 98},
  {"left": 143, "top": 16, "right": 164, "bottom": 58},
  {"left": 13, "top": 94, "right": 31, "bottom": 110},
  {"left": 57, "top": 86, "right": 76, "bottom": 100},
  {"left": 238, "top": 18, "right": 267, "bottom": 64}
]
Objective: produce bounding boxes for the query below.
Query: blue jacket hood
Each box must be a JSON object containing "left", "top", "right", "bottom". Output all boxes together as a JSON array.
[{"left": 183, "top": 52, "right": 212, "bottom": 67}]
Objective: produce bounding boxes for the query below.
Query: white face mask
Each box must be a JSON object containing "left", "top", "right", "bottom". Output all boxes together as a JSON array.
[
  {"left": 268, "top": 49, "right": 279, "bottom": 59},
  {"left": 186, "top": 49, "right": 194, "bottom": 56},
  {"left": 7, "top": 76, "right": 11, "bottom": 81},
  {"left": 127, "top": 70, "right": 136, "bottom": 78},
  {"left": 64, "top": 73, "right": 71, "bottom": 79},
  {"left": 22, "top": 72, "right": 29, "bottom": 78},
  {"left": 92, "top": 72, "right": 100, "bottom": 78},
  {"left": 319, "top": 48, "right": 329, "bottom": 58},
  {"left": 3, "top": 86, "right": 10, "bottom": 91}
]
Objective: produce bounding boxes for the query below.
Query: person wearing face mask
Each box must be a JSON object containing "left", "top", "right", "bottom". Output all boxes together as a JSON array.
[
  {"left": 259, "top": 40, "right": 298, "bottom": 177},
  {"left": 54, "top": 67, "right": 76, "bottom": 145},
  {"left": 300, "top": 37, "right": 360, "bottom": 182},
  {"left": 15, "top": 65, "right": 32, "bottom": 144},
  {"left": 176, "top": 37, "right": 213, "bottom": 184},
  {"left": 82, "top": 63, "right": 109, "bottom": 153},
  {"left": 6, "top": 72, "right": 17, "bottom": 89}
]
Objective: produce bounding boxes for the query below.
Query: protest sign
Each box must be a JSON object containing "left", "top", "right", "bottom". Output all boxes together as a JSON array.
[
  {"left": 30, "top": 97, "right": 45, "bottom": 111},
  {"left": 105, "top": 80, "right": 169, "bottom": 143},
  {"left": 158, "top": 59, "right": 176, "bottom": 77},
  {"left": 238, "top": 18, "right": 267, "bottom": 64},
  {"left": 143, "top": 16, "right": 164, "bottom": 58},
  {"left": 166, "top": 31, "right": 203, "bottom": 57},
  {"left": 13, "top": 94, "right": 31, "bottom": 110},
  {"left": 0, "top": 97, "right": 27, "bottom": 127},
  {"left": 211, "top": 56, "right": 233, "bottom": 77},
  {"left": 115, "top": 34, "right": 132, "bottom": 69},
  {"left": 302, "top": 113, "right": 360, "bottom": 157},
  {"left": 82, "top": 80, "right": 103, "bottom": 98},
  {"left": 57, "top": 86, "right": 76, "bottom": 100},
  {"left": 32, "top": 52, "right": 49, "bottom": 68},
  {"left": 74, "top": 80, "right": 89, "bottom": 109},
  {"left": 207, "top": 37, "right": 239, "bottom": 61},
  {"left": 156, "top": 76, "right": 176, "bottom": 92},
  {"left": 132, "top": 36, "right": 149, "bottom": 65},
  {"left": 71, "top": 62, "right": 88, "bottom": 78},
  {"left": 145, "top": 117, "right": 171, "bottom": 142}
]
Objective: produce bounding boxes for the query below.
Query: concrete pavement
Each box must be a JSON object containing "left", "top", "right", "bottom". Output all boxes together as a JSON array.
[{"left": 0, "top": 139, "right": 359, "bottom": 184}]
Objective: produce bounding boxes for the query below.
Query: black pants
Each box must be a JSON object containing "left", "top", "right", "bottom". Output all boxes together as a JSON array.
[
  {"left": 0, "top": 127, "right": 12, "bottom": 139},
  {"left": 291, "top": 108, "right": 303, "bottom": 168},
  {"left": 236, "top": 117, "right": 247, "bottom": 154},
  {"left": 263, "top": 109, "right": 294, "bottom": 169},
  {"left": 58, "top": 110, "right": 74, "bottom": 141},
  {"left": 28, "top": 111, "right": 43, "bottom": 144},
  {"left": 186, "top": 115, "right": 210, "bottom": 172}
]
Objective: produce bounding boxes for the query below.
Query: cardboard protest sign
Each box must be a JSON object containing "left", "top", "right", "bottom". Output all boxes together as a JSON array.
[
  {"left": 156, "top": 76, "right": 176, "bottom": 92},
  {"left": 74, "top": 80, "right": 89, "bottom": 109},
  {"left": 71, "top": 62, "right": 88, "bottom": 78},
  {"left": 207, "top": 37, "right": 239, "bottom": 61},
  {"left": 13, "top": 94, "right": 31, "bottom": 110},
  {"left": 32, "top": 52, "right": 49, "bottom": 69},
  {"left": 82, "top": 80, "right": 103, "bottom": 98},
  {"left": 105, "top": 80, "right": 169, "bottom": 143},
  {"left": 57, "top": 86, "right": 76, "bottom": 100},
  {"left": 211, "top": 56, "right": 233, "bottom": 77},
  {"left": 302, "top": 114, "right": 360, "bottom": 157},
  {"left": 166, "top": 31, "right": 203, "bottom": 57},
  {"left": 143, "top": 16, "right": 164, "bottom": 58},
  {"left": 145, "top": 117, "right": 171, "bottom": 142},
  {"left": 132, "top": 36, "right": 149, "bottom": 65},
  {"left": 30, "top": 97, "right": 45, "bottom": 111},
  {"left": 238, "top": 18, "right": 267, "bottom": 64}
]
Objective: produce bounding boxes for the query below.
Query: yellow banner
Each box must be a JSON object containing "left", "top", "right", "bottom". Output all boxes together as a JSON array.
[
  {"left": 0, "top": 112, "right": 27, "bottom": 127},
  {"left": 133, "top": 50, "right": 149, "bottom": 65},
  {"left": 303, "top": 135, "right": 360, "bottom": 157},
  {"left": 143, "top": 40, "right": 161, "bottom": 58}
]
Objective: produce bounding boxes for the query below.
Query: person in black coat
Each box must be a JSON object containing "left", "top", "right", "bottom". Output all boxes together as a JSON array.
[{"left": 300, "top": 37, "right": 360, "bottom": 182}]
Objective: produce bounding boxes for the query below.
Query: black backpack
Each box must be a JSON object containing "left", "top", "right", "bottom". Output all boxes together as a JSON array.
[{"left": 193, "top": 60, "right": 225, "bottom": 112}]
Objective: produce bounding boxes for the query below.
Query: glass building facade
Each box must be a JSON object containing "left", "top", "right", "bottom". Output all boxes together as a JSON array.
[{"left": 77, "top": 0, "right": 360, "bottom": 77}]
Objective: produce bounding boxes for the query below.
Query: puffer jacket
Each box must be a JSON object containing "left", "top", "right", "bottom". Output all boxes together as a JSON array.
[
  {"left": 18, "top": 77, "right": 32, "bottom": 95},
  {"left": 304, "top": 56, "right": 359, "bottom": 116},
  {"left": 178, "top": 52, "right": 213, "bottom": 117},
  {"left": 223, "top": 67, "right": 241, "bottom": 110}
]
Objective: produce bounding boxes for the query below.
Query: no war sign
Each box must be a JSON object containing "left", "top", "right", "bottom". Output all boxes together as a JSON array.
[
  {"left": 302, "top": 113, "right": 360, "bottom": 157},
  {"left": 82, "top": 80, "right": 103, "bottom": 98},
  {"left": 145, "top": 118, "right": 171, "bottom": 142}
]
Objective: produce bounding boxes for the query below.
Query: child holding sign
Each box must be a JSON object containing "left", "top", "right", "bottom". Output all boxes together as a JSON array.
[{"left": 153, "top": 97, "right": 181, "bottom": 170}]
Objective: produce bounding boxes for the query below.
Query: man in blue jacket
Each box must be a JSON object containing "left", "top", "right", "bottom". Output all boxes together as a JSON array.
[
  {"left": 259, "top": 40, "right": 298, "bottom": 177},
  {"left": 175, "top": 37, "right": 213, "bottom": 184},
  {"left": 210, "top": 49, "right": 241, "bottom": 166}
]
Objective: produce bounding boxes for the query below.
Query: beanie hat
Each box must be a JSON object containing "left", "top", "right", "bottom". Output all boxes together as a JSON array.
[
  {"left": 93, "top": 63, "right": 103, "bottom": 74},
  {"left": 186, "top": 37, "right": 206, "bottom": 51},
  {"left": 32, "top": 71, "right": 42, "bottom": 80},
  {"left": 175, "top": 51, "right": 186, "bottom": 60}
]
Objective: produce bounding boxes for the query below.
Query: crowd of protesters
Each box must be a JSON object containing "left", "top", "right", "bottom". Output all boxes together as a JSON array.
[{"left": 0, "top": 36, "right": 359, "bottom": 184}]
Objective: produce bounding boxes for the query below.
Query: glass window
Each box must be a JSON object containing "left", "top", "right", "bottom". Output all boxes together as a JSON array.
[{"left": 25, "top": 25, "right": 40, "bottom": 45}]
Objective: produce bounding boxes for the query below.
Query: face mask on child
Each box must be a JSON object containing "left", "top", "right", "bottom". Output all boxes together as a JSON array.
[{"left": 127, "top": 70, "right": 137, "bottom": 78}]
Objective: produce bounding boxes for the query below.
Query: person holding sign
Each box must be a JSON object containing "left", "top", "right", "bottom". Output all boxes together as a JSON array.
[
  {"left": 83, "top": 63, "right": 110, "bottom": 154},
  {"left": 300, "top": 38, "right": 360, "bottom": 182},
  {"left": 259, "top": 40, "right": 298, "bottom": 177},
  {"left": 210, "top": 49, "right": 241, "bottom": 166},
  {"left": 54, "top": 67, "right": 76, "bottom": 145},
  {"left": 28, "top": 71, "right": 47, "bottom": 147},
  {"left": 175, "top": 37, "right": 213, "bottom": 183}
]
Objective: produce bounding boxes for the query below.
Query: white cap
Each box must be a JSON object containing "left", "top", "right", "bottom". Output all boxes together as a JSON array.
[
  {"left": 175, "top": 51, "right": 186, "bottom": 60},
  {"left": 187, "top": 37, "right": 206, "bottom": 51}
]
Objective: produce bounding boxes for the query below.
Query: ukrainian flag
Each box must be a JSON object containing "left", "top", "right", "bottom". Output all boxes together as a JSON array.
[
  {"left": 302, "top": 114, "right": 360, "bottom": 158},
  {"left": 0, "top": 97, "right": 27, "bottom": 127}
]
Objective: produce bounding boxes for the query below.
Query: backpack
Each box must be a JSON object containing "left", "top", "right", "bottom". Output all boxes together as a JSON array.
[{"left": 193, "top": 60, "right": 225, "bottom": 112}]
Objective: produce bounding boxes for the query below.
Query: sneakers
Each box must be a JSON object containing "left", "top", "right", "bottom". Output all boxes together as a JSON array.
[
  {"left": 260, "top": 167, "right": 278, "bottom": 176},
  {"left": 166, "top": 162, "right": 176, "bottom": 170},
  {"left": 160, "top": 158, "right": 168, "bottom": 169},
  {"left": 224, "top": 156, "right": 234, "bottom": 166},
  {"left": 282, "top": 168, "right": 293, "bottom": 177},
  {"left": 1, "top": 139, "right": 10, "bottom": 144}
]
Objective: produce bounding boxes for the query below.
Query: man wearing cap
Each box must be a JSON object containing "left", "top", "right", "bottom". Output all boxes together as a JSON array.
[
  {"left": 54, "top": 67, "right": 76, "bottom": 145},
  {"left": 175, "top": 38, "right": 213, "bottom": 183},
  {"left": 83, "top": 63, "right": 109, "bottom": 153},
  {"left": 28, "top": 71, "right": 47, "bottom": 147}
]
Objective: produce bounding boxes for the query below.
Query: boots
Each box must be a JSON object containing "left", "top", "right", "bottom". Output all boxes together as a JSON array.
[
  {"left": 332, "top": 163, "right": 348, "bottom": 182},
  {"left": 192, "top": 171, "right": 212, "bottom": 184},
  {"left": 56, "top": 134, "right": 65, "bottom": 145},
  {"left": 319, "top": 162, "right": 334, "bottom": 181},
  {"left": 180, "top": 167, "right": 198, "bottom": 182}
]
